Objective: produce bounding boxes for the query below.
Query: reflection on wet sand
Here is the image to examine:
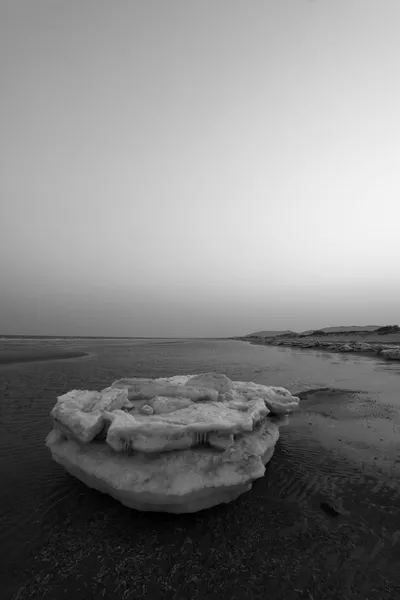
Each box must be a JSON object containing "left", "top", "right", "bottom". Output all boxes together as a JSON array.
[{"left": 0, "top": 349, "right": 89, "bottom": 365}]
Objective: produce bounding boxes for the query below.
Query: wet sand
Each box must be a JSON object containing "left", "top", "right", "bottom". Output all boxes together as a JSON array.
[
  {"left": 0, "top": 349, "right": 89, "bottom": 365},
  {"left": 2, "top": 340, "right": 400, "bottom": 599},
  {"left": 7, "top": 389, "right": 400, "bottom": 600},
  {"left": 288, "top": 388, "right": 400, "bottom": 494}
]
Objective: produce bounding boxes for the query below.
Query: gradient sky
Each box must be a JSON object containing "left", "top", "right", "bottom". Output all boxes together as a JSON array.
[{"left": 1, "top": 0, "right": 399, "bottom": 337}]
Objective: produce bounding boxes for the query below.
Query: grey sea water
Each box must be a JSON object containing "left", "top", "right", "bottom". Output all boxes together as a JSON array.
[{"left": 1, "top": 338, "right": 400, "bottom": 599}]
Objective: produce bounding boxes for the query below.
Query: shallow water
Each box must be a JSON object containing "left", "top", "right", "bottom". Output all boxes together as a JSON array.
[{"left": 1, "top": 338, "right": 400, "bottom": 599}]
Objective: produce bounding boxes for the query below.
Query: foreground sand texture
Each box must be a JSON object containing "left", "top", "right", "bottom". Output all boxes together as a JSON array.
[{"left": 46, "top": 373, "right": 299, "bottom": 512}]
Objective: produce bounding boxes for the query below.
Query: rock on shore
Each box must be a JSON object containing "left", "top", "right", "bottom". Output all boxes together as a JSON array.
[
  {"left": 46, "top": 373, "right": 300, "bottom": 513},
  {"left": 380, "top": 348, "right": 400, "bottom": 360}
]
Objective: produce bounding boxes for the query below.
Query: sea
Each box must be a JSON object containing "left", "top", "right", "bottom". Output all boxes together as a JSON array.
[{"left": 1, "top": 337, "right": 400, "bottom": 599}]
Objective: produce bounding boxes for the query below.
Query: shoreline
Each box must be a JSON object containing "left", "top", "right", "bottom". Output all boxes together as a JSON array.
[{"left": 232, "top": 336, "right": 400, "bottom": 361}]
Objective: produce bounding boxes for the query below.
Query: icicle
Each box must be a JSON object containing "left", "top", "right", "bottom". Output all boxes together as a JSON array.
[{"left": 193, "top": 431, "right": 209, "bottom": 445}]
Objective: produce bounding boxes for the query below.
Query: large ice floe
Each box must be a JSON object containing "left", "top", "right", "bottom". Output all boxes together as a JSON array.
[{"left": 46, "top": 373, "right": 300, "bottom": 513}]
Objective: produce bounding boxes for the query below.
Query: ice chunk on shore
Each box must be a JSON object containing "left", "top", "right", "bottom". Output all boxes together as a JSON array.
[
  {"left": 46, "top": 417, "right": 280, "bottom": 513},
  {"left": 230, "top": 382, "right": 300, "bottom": 414},
  {"left": 51, "top": 387, "right": 129, "bottom": 443},
  {"left": 46, "top": 373, "right": 300, "bottom": 513},
  {"left": 102, "top": 395, "right": 269, "bottom": 454},
  {"left": 185, "top": 373, "right": 233, "bottom": 393},
  {"left": 110, "top": 378, "right": 219, "bottom": 402},
  {"left": 381, "top": 348, "right": 400, "bottom": 360}
]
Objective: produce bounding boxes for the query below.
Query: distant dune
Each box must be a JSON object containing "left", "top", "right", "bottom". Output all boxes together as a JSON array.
[
  {"left": 300, "top": 325, "right": 382, "bottom": 335},
  {"left": 245, "top": 325, "right": 385, "bottom": 338},
  {"left": 247, "top": 330, "right": 296, "bottom": 338}
]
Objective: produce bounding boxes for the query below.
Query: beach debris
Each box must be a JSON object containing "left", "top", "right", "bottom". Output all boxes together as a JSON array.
[{"left": 381, "top": 348, "right": 400, "bottom": 360}]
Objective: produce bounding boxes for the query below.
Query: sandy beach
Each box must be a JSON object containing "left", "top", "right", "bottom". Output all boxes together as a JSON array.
[{"left": 1, "top": 338, "right": 399, "bottom": 599}]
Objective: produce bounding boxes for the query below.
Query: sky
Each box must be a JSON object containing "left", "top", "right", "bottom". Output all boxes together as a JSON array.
[{"left": 1, "top": 0, "right": 399, "bottom": 337}]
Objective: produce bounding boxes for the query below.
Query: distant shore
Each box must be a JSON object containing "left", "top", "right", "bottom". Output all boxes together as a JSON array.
[
  {"left": 232, "top": 333, "right": 400, "bottom": 360},
  {"left": 0, "top": 349, "right": 89, "bottom": 365}
]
